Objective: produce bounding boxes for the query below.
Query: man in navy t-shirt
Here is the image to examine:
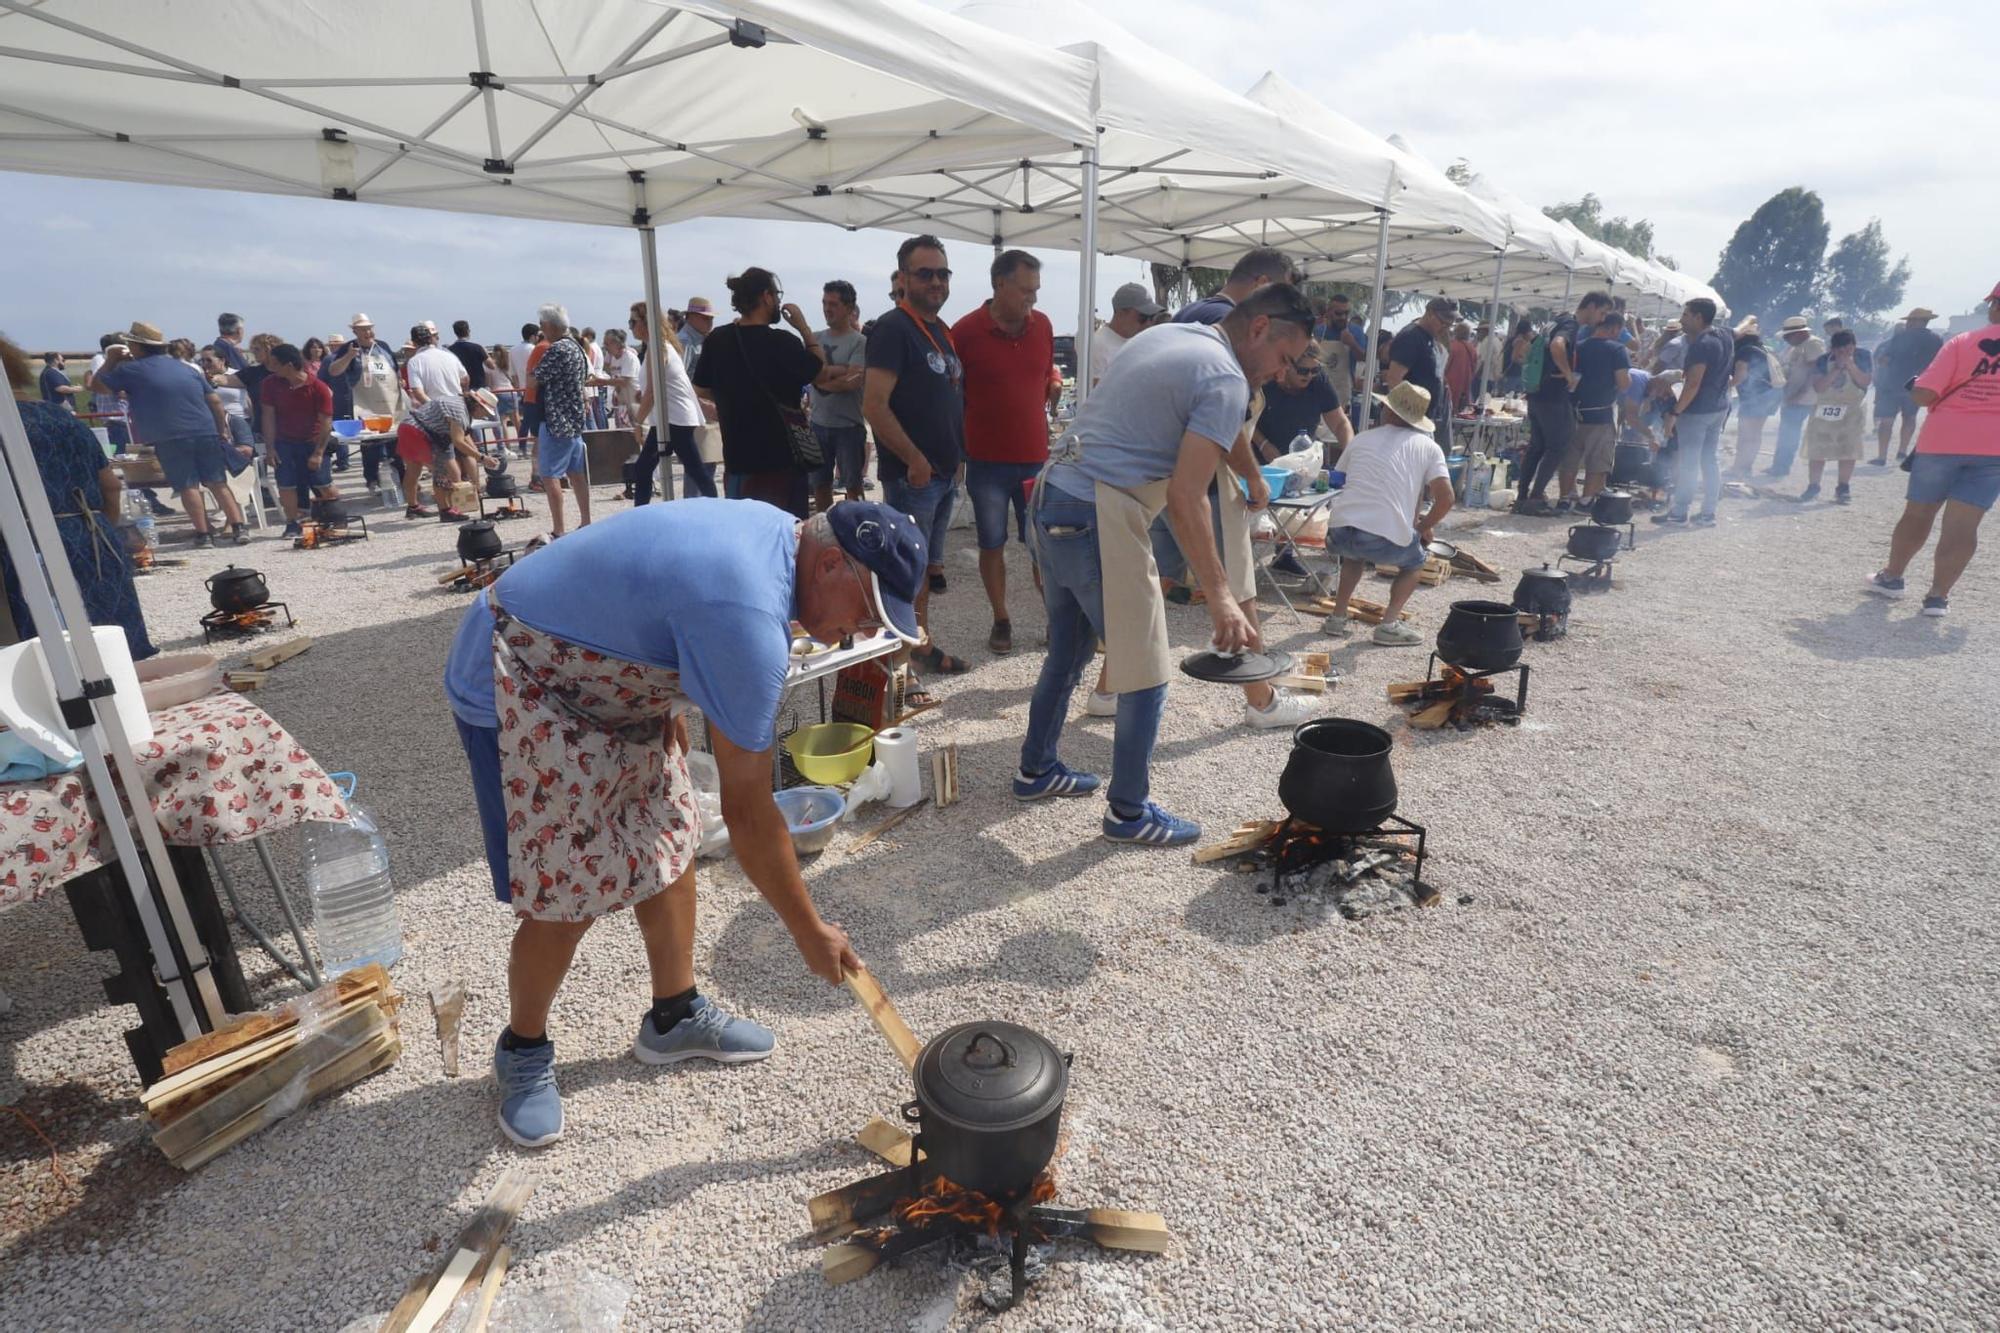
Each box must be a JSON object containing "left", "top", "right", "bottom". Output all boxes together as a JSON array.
[
  {"left": 1562, "top": 312, "right": 1633, "bottom": 505},
  {"left": 1654, "top": 298, "right": 1735, "bottom": 526}
]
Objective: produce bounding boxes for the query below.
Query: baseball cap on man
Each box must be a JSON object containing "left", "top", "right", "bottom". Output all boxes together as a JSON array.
[
  {"left": 826, "top": 501, "right": 927, "bottom": 645},
  {"left": 1110, "top": 282, "right": 1163, "bottom": 317},
  {"left": 121, "top": 320, "right": 168, "bottom": 347}
]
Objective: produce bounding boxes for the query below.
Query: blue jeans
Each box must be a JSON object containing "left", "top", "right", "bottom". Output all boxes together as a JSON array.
[
  {"left": 1672, "top": 409, "right": 1729, "bottom": 517},
  {"left": 1771, "top": 403, "right": 1810, "bottom": 478},
  {"left": 1019, "top": 491, "right": 1168, "bottom": 815},
  {"left": 881, "top": 473, "right": 955, "bottom": 568},
  {"left": 808, "top": 424, "right": 867, "bottom": 494}
]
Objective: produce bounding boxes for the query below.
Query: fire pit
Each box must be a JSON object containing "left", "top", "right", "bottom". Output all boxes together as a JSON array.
[
  {"left": 294, "top": 516, "right": 369, "bottom": 550},
  {"left": 199, "top": 601, "right": 294, "bottom": 644}
]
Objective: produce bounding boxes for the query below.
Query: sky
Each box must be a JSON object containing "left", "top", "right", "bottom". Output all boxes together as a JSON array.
[{"left": 3, "top": 0, "right": 1994, "bottom": 352}]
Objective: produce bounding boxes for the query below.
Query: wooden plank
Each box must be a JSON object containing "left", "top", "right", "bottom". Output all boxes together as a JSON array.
[
  {"left": 244, "top": 635, "right": 313, "bottom": 672},
  {"left": 1084, "top": 1208, "right": 1174, "bottom": 1254},
  {"left": 1409, "top": 698, "right": 1457, "bottom": 730},
  {"left": 465, "top": 1244, "right": 509, "bottom": 1333},
  {"left": 381, "top": 1168, "right": 534, "bottom": 1333},
  {"left": 152, "top": 1005, "right": 385, "bottom": 1159},
  {"left": 172, "top": 1032, "right": 399, "bottom": 1170},
  {"left": 160, "top": 965, "right": 387, "bottom": 1076},
  {"left": 823, "top": 1243, "right": 881, "bottom": 1286},
  {"left": 807, "top": 1166, "right": 909, "bottom": 1241},
  {"left": 1191, "top": 820, "right": 1277, "bottom": 865},
  {"left": 843, "top": 967, "right": 922, "bottom": 1072},
  {"left": 845, "top": 799, "right": 927, "bottom": 854},
  {"left": 856, "top": 1116, "right": 921, "bottom": 1168}
]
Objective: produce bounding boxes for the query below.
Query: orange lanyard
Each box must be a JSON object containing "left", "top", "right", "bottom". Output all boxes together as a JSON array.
[{"left": 898, "top": 301, "right": 959, "bottom": 384}]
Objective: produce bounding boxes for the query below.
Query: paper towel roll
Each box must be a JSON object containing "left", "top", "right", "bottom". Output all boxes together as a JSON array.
[{"left": 875, "top": 727, "right": 922, "bottom": 808}]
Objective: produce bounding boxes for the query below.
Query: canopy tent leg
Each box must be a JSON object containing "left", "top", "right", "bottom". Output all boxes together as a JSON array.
[
  {"left": 1358, "top": 208, "right": 1391, "bottom": 428},
  {"left": 0, "top": 393, "right": 224, "bottom": 1041},
  {"left": 1562, "top": 267, "right": 1575, "bottom": 305},
  {"left": 1072, "top": 133, "right": 1101, "bottom": 406},
  {"left": 1486, "top": 251, "right": 1506, "bottom": 334},
  {"left": 634, "top": 174, "right": 675, "bottom": 503}
]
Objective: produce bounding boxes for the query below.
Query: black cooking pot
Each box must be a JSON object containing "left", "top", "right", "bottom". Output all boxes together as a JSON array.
[
  {"left": 1590, "top": 490, "right": 1636, "bottom": 527},
  {"left": 1567, "top": 523, "right": 1624, "bottom": 562},
  {"left": 205, "top": 565, "right": 267, "bottom": 614},
  {"left": 1511, "top": 564, "right": 1572, "bottom": 618},
  {"left": 1277, "top": 718, "right": 1396, "bottom": 833},
  {"left": 310, "top": 497, "right": 349, "bottom": 528},
  {"left": 904, "top": 1021, "right": 1069, "bottom": 1199},
  {"left": 1610, "top": 442, "right": 1652, "bottom": 487},
  {"left": 1436, "top": 599, "right": 1524, "bottom": 672},
  {"left": 485, "top": 465, "right": 518, "bottom": 499},
  {"left": 457, "top": 520, "right": 503, "bottom": 564}
]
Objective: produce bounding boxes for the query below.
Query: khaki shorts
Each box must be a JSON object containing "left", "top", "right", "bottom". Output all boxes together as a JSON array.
[{"left": 1566, "top": 421, "right": 1618, "bottom": 476}]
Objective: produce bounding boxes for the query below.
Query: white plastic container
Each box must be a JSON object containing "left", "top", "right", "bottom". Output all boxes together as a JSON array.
[
  {"left": 304, "top": 773, "right": 402, "bottom": 976},
  {"left": 1489, "top": 488, "right": 1517, "bottom": 511}
]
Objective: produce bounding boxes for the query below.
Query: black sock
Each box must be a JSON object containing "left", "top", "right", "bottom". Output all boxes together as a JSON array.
[
  {"left": 651, "top": 986, "right": 697, "bottom": 1032},
  {"left": 501, "top": 1027, "right": 551, "bottom": 1052}
]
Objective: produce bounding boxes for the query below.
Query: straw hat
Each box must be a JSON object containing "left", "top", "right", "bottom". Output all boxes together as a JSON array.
[
  {"left": 349, "top": 312, "right": 374, "bottom": 330},
  {"left": 1904, "top": 307, "right": 1937, "bottom": 322},
  {"left": 1734, "top": 315, "right": 1760, "bottom": 337},
  {"left": 684, "top": 297, "right": 715, "bottom": 316},
  {"left": 1374, "top": 382, "right": 1435, "bottom": 434},
  {"left": 120, "top": 320, "right": 168, "bottom": 347},
  {"left": 1779, "top": 316, "right": 1811, "bottom": 334}
]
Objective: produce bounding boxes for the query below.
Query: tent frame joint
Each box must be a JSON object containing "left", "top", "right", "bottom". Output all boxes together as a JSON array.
[
  {"left": 468, "top": 69, "right": 503, "bottom": 91},
  {"left": 59, "top": 677, "right": 115, "bottom": 730},
  {"left": 483, "top": 157, "right": 513, "bottom": 175}
]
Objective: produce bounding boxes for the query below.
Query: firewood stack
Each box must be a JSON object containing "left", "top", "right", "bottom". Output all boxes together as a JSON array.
[{"left": 141, "top": 964, "right": 403, "bottom": 1169}]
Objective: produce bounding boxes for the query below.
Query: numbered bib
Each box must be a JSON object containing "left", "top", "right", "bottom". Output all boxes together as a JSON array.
[{"left": 1815, "top": 403, "right": 1849, "bottom": 422}]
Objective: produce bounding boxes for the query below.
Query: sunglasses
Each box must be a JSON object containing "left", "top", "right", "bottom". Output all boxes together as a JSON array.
[{"left": 904, "top": 266, "right": 952, "bottom": 283}]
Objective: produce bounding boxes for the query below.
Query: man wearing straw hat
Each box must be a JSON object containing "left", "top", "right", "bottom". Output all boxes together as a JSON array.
[
  {"left": 90, "top": 320, "right": 250, "bottom": 548},
  {"left": 1768, "top": 315, "right": 1824, "bottom": 479},
  {"left": 1873, "top": 307, "right": 1944, "bottom": 466},
  {"left": 1320, "top": 381, "right": 1454, "bottom": 647}
]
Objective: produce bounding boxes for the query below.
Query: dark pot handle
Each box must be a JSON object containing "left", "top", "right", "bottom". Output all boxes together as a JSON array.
[
  {"left": 899, "top": 1099, "right": 923, "bottom": 1125},
  {"left": 961, "top": 1030, "right": 1015, "bottom": 1069}
]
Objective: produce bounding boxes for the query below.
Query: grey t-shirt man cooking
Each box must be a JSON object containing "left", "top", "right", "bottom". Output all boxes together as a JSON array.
[
  {"left": 1014, "top": 284, "right": 1313, "bottom": 850},
  {"left": 809, "top": 279, "right": 870, "bottom": 506}
]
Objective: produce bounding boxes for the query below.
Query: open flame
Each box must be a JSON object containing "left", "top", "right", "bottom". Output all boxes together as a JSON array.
[
  {"left": 295, "top": 523, "right": 321, "bottom": 549},
  {"left": 894, "top": 1173, "right": 1057, "bottom": 1235}
]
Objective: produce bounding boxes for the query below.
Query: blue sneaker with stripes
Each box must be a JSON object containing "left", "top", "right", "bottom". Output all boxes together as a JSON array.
[
  {"left": 1012, "top": 761, "right": 1102, "bottom": 801},
  {"left": 1102, "top": 802, "right": 1200, "bottom": 847}
]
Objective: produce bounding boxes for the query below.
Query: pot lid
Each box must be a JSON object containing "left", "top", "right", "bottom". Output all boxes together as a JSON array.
[
  {"left": 913, "top": 1021, "right": 1069, "bottom": 1131},
  {"left": 1519, "top": 564, "right": 1567, "bottom": 581},
  {"left": 210, "top": 565, "right": 263, "bottom": 581},
  {"left": 1180, "top": 647, "right": 1294, "bottom": 684}
]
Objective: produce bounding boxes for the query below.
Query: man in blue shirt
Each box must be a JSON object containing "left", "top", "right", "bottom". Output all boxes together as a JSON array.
[
  {"left": 37, "top": 352, "right": 76, "bottom": 411},
  {"left": 1561, "top": 312, "right": 1632, "bottom": 506},
  {"left": 447, "top": 497, "right": 923, "bottom": 1148},
  {"left": 1653, "top": 298, "right": 1735, "bottom": 526},
  {"left": 92, "top": 320, "right": 249, "bottom": 548}
]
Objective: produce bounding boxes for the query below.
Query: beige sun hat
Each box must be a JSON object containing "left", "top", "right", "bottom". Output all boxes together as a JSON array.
[
  {"left": 1373, "top": 381, "right": 1435, "bottom": 434},
  {"left": 120, "top": 320, "right": 168, "bottom": 347}
]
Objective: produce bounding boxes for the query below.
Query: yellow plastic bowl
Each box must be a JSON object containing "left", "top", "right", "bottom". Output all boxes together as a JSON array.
[{"left": 785, "top": 723, "right": 875, "bottom": 785}]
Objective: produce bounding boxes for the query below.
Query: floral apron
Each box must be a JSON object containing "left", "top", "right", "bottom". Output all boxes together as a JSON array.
[{"left": 489, "top": 590, "right": 700, "bottom": 922}]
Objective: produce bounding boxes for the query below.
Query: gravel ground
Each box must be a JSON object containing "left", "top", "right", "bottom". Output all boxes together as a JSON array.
[{"left": 3, "top": 462, "right": 1996, "bottom": 1331}]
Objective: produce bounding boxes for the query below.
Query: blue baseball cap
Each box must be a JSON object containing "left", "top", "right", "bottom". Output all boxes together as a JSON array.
[{"left": 826, "top": 501, "right": 926, "bottom": 645}]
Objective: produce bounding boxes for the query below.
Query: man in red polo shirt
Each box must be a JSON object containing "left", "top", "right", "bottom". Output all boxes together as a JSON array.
[
  {"left": 259, "top": 341, "right": 341, "bottom": 535},
  {"left": 952, "top": 249, "right": 1062, "bottom": 654}
]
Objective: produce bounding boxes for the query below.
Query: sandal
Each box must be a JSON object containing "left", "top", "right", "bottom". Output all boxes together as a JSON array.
[
  {"left": 914, "top": 645, "right": 969, "bottom": 675},
  {"left": 903, "top": 676, "right": 937, "bottom": 710}
]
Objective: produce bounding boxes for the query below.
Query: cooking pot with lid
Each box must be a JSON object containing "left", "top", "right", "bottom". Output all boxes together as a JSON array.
[
  {"left": 1566, "top": 523, "right": 1624, "bottom": 563},
  {"left": 457, "top": 520, "right": 503, "bottom": 564},
  {"left": 1590, "top": 490, "right": 1636, "bottom": 527},
  {"left": 1277, "top": 718, "right": 1397, "bottom": 833},
  {"left": 1436, "top": 599, "right": 1525, "bottom": 672},
  {"left": 485, "top": 465, "right": 519, "bottom": 499},
  {"left": 1511, "top": 564, "right": 1572, "bottom": 617},
  {"left": 205, "top": 565, "right": 267, "bottom": 613},
  {"left": 903, "top": 1020, "right": 1069, "bottom": 1199},
  {"left": 1610, "top": 442, "right": 1652, "bottom": 487}
]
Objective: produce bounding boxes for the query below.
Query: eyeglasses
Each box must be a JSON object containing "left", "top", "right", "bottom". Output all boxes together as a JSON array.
[{"left": 904, "top": 266, "right": 952, "bottom": 283}]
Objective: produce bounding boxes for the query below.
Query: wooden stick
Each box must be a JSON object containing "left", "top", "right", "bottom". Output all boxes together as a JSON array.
[
  {"left": 845, "top": 799, "right": 927, "bottom": 853},
  {"left": 465, "top": 1244, "right": 509, "bottom": 1333},
  {"left": 159, "top": 965, "right": 387, "bottom": 1076},
  {"left": 1191, "top": 820, "right": 1278, "bottom": 865},
  {"left": 244, "top": 635, "right": 313, "bottom": 672},
  {"left": 1084, "top": 1208, "right": 1174, "bottom": 1253},
  {"left": 1409, "top": 698, "right": 1457, "bottom": 730},
  {"left": 822, "top": 1243, "right": 882, "bottom": 1286},
  {"left": 807, "top": 1166, "right": 909, "bottom": 1241},
  {"left": 172, "top": 1032, "right": 398, "bottom": 1170},
  {"left": 437, "top": 565, "right": 477, "bottom": 585},
  {"left": 381, "top": 1168, "right": 534, "bottom": 1333},
  {"left": 855, "top": 1115, "right": 921, "bottom": 1168},
  {"left": 152, "top": 1006, "right": 385, "bottom": 1158},
  {"left": 843, "top": 967, "right": 922, "bottom": 1072}
]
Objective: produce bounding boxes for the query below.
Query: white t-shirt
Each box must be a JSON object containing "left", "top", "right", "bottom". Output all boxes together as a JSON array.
[
  {"left": 645, "top": 343, "right": 703, "bottom": 430},
  {"left": 487, "top": 363, "right": 514, "bottom": 393},
  {"left": 510, "top": 342, "right": 538, "bottom": 392},
  {"left": 1324, "top": 422, "right": 1448, "bottom": 546},
  {"left": 406, "top": 344, "right": 465, "bottom": 403},
  {"left": 1088, "top": 325, "right": 1127, "bottom": 386},
  {"left": 585, "top": 341, "right": 605, "bottom": 374},
  {"left": 600, "top": 347, "right": 641, "bottom": 411}
]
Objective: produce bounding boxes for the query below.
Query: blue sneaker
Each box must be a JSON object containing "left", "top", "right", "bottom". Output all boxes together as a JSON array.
[
  {"left": 1863, "top": 571, "right": 1906, "bottom": 599},
  {"left": 633, "top": 995, "right": 775, "bottom": 1066},
  {"left": 1921, "top": 595, "right": 1949, "bottom": 618},
  {"left": 1269, "top": 548, "right": 1311, "bottom": 578},
  {"left": 1102, "top": 802, "right": 1200, "bottom": 847},
  {"left": 492, "top": 1033, "right": 562, "bottom": 1148},
  {"left": 1012, "top": 761, "right": 1103, "bottom": 801}
]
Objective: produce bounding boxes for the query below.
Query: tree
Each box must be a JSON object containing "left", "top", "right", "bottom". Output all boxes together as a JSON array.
[
  {"left": 1711, "top": 187, "right": 1829, "bottom": 322},
  {"left": 1543, "top": 193, "right": 1658, "bottom": 262},
  {"left": 1444, "top": 159, "right": 1477, "bottom": 188},
  {"left": 1821, "top": 218, "right": 1911, "bottom": 322}
]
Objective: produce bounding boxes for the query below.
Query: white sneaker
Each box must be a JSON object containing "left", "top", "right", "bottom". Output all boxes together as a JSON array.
[
  {"left": 1321, "top": 612, "right": 1353, "bottom": 636},
  {"left": 1084, "top": 690, "right": 1118, "bottom": 717},
  {"left": 1243, "top": 688, "right": 1320, "bottom": 730}
]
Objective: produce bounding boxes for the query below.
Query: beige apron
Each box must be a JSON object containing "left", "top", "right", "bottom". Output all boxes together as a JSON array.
[
  {"left": 1092, "top": 478, "right": 1174, "bottom": 694},
  {"left": 1214, "top": 452, "right": 1257, "bottom": 604}
]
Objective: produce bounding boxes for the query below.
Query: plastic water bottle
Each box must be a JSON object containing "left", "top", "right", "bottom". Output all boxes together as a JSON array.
[
  {"left": 1289, "top": 431, "right": 1315, "bottom": 455},
  {"left": 303, "top": 773, "right": 402, "bottom": 976}
]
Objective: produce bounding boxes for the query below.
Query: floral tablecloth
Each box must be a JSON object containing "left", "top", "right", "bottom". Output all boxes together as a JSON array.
[{"left": 0, "top": 690, "right": 348, "bottom": 906}]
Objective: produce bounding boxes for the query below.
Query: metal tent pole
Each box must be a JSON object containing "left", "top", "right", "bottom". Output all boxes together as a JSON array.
[
  {"left": 0, "top": 392, "right": 223, "bottom": 1038},
  {"left": 1486, "top": 250, "right": 1506, "bottom": 330},
  {"left": 1562, "top": 266, "right": 1575, "bottom": 306},
  {"left": 1072, "top": 131, "right": 1101, "bottom": 406},
  {"left": 1358, "top": 207, "right": 1392, "bottom": 427},
  {"left": 632, "top": 171, "right": 675, "bottom": 501}
]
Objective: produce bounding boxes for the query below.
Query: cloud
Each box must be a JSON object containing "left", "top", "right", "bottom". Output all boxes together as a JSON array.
[{"left": 38, "top": 214, "right": 90, "bottom": 233}]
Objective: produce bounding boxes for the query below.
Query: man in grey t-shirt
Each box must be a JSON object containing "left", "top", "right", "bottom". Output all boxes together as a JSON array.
[
  {"left": 809, "top": 279, "right": 870, "bottom": 508},
  {"left": 1015, "top": 285, "right": 1313, "bottom": 850}
]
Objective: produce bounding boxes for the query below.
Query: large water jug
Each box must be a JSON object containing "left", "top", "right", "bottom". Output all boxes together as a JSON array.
[{"left": 303, "top": 772, "right": 402, "bottom": 976}]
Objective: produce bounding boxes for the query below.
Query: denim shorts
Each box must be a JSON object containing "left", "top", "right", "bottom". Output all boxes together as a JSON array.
[
  {"left": 536, "top": 423, "right": 587, "bottom": 478},
  {"left": 1874, "top": 384, "right": 1916, "bottom": 422},
  {"left": 153, "top": 434, "right": 228, "bottom": 490},
  {"left": 882, "top": 472, "right": 955, "bottom": 568},
  {"left": 1907, "top": 453, "right": 2000, "bottom": 511},
  {"left": 274, "top": 440, "right": 332, "bottom": 490},
  {"left": 1329, "top": 524, "right": 1426, "bottom": 570},
  {"left": 965, "top": 459, "right": 1042, "bottom": 550},
  {"left": 808, "top": 423, "right": 867, "bottom": 492}
]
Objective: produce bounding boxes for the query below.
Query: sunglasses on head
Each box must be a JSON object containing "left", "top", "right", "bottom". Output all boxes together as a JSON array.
[{"left": 904, "top": 266, "right": 951, "bottom": 283}]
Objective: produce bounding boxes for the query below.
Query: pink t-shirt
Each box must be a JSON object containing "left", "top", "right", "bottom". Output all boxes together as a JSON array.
[{"left": 1913, "top": 323, "right": 2000, "bottom": 457}]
